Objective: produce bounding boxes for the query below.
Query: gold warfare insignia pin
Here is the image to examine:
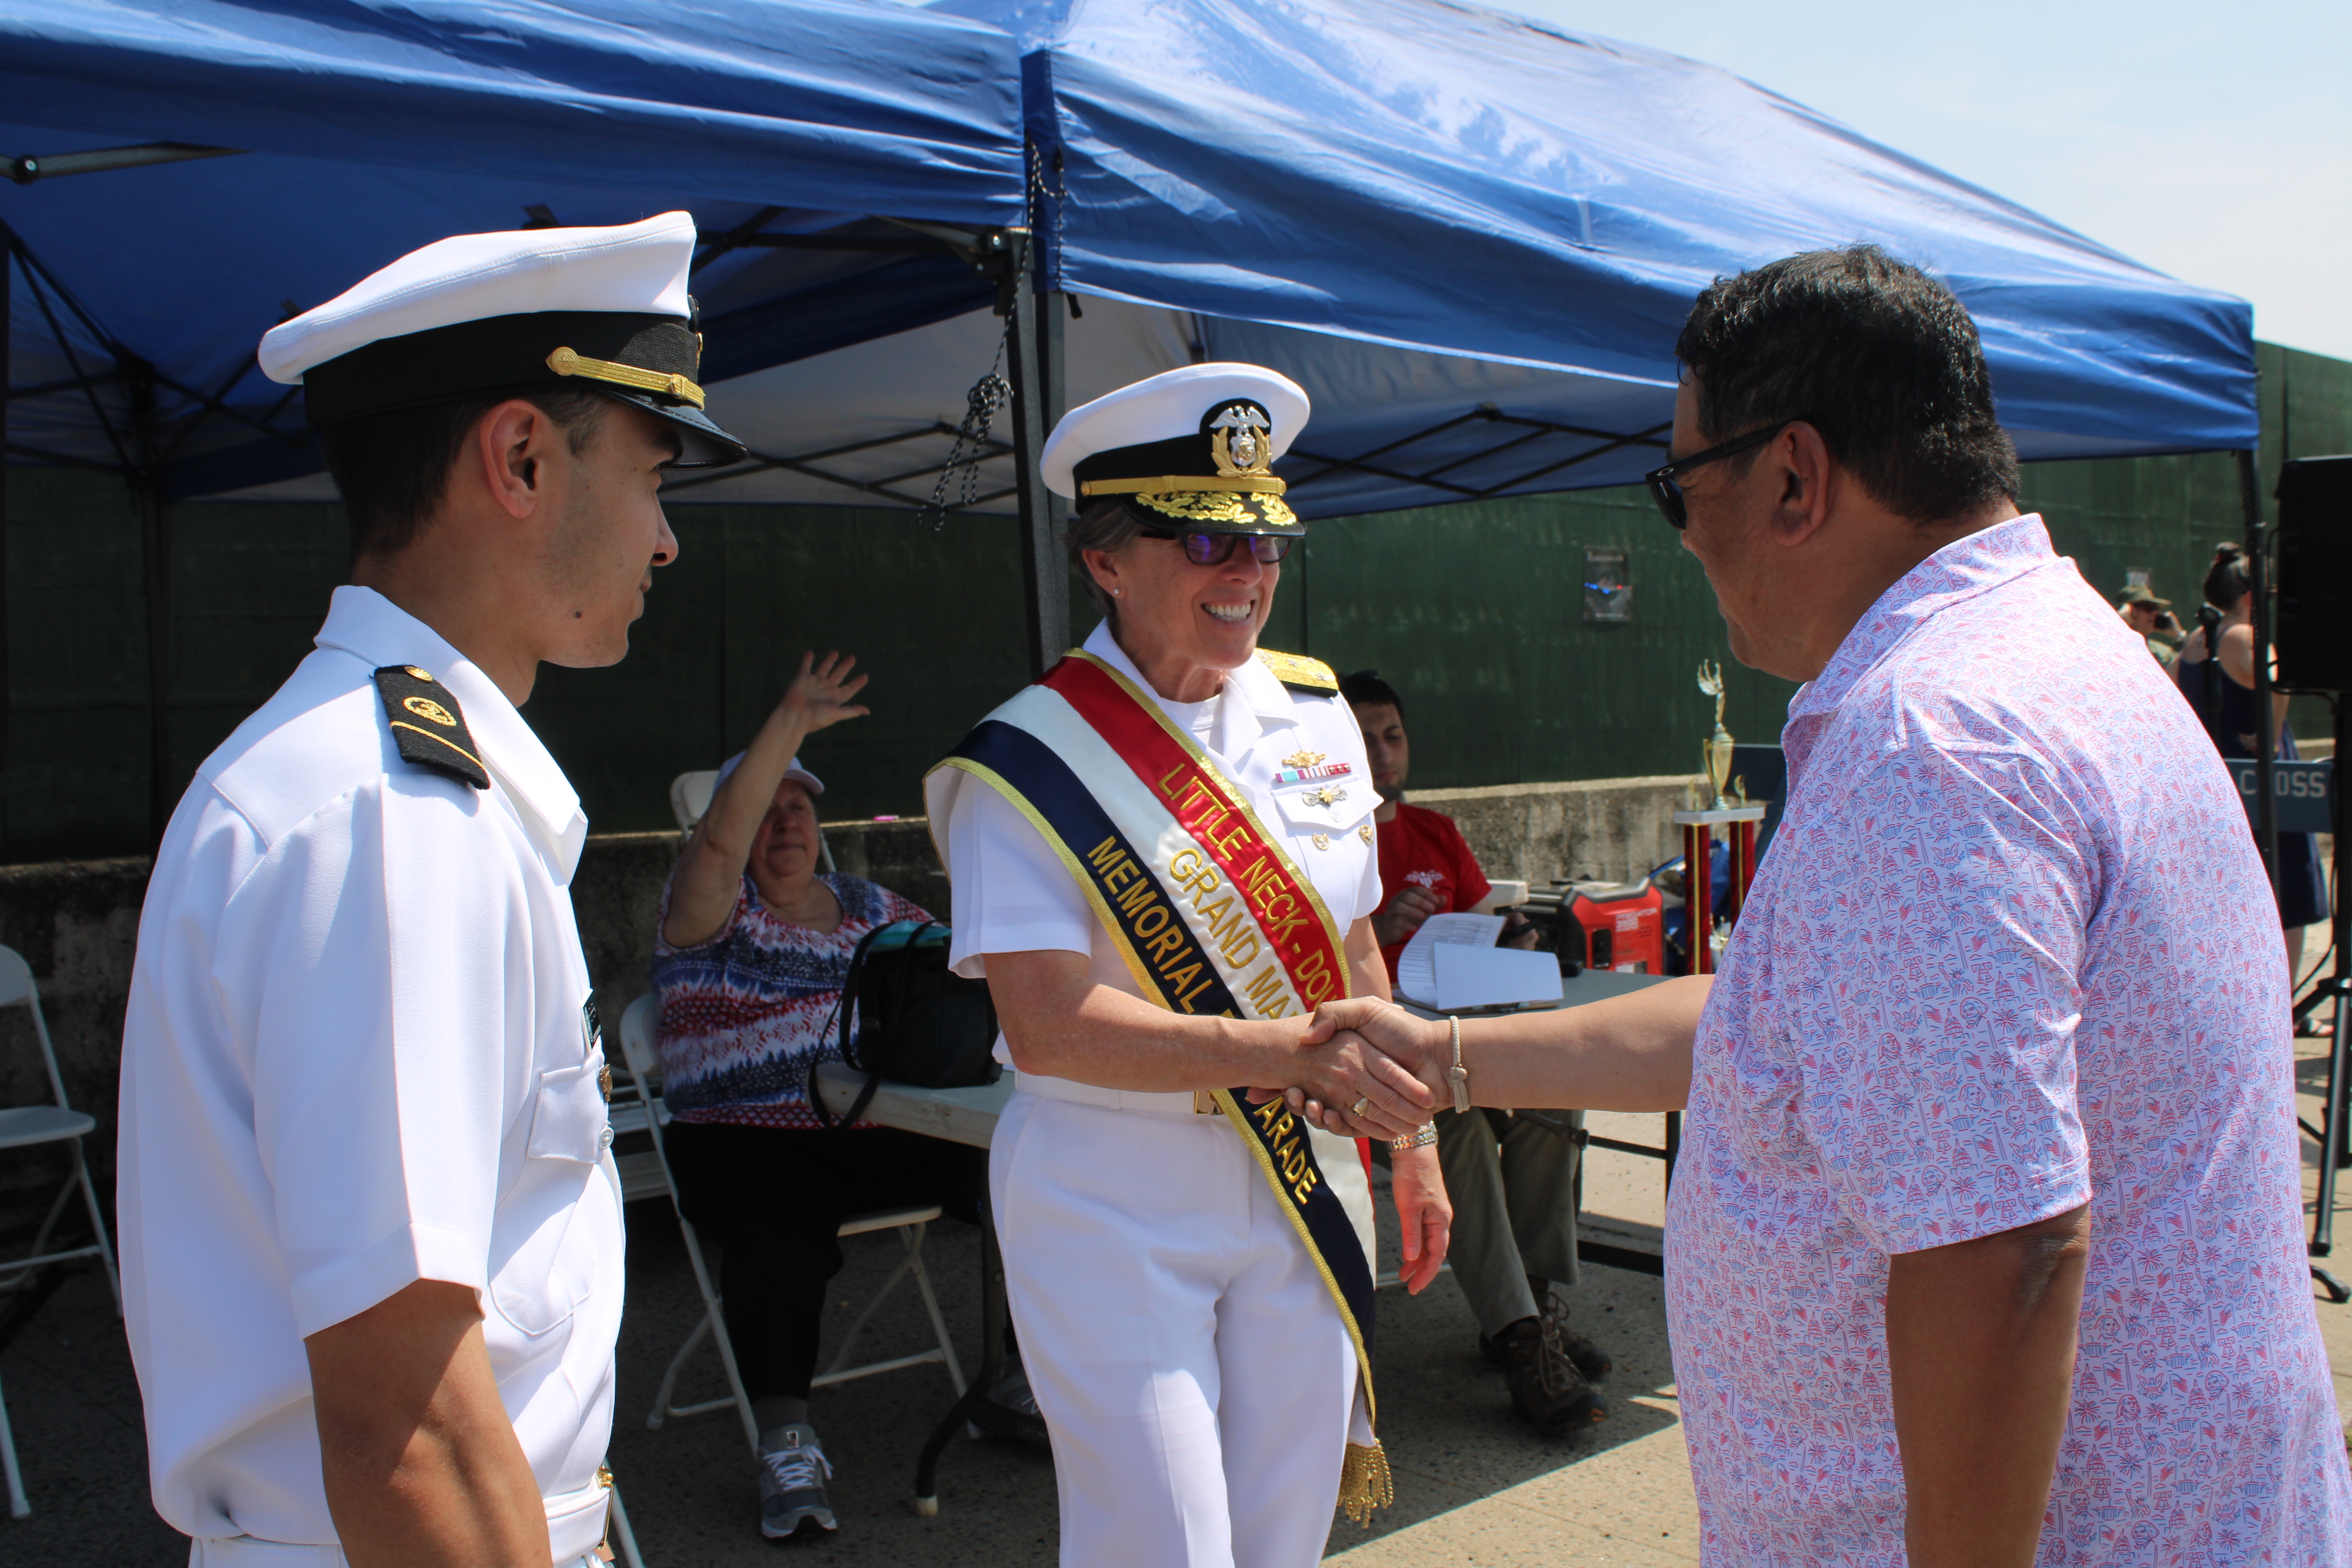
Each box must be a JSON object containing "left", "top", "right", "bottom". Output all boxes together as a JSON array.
[
  {"left": 1282, "top": 749, "right": 1327, "bottom": 769},
  {"left": 402, "top": 695, "right": 458, "bottom": 728}
]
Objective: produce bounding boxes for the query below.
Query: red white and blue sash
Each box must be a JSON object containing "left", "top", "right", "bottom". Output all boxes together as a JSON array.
[{"left": 927, "top": 651, "right": 1391, "bottom": 1520}]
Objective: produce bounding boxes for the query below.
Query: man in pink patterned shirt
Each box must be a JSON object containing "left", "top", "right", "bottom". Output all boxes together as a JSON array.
[{"left": 1307, "top": 247, "right": 2349, "bottom": 1564}]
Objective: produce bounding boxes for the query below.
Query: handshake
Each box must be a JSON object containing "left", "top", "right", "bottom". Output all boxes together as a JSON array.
[{"left": 1259, "top": 997, "right": 1459, "bottom": 1142}]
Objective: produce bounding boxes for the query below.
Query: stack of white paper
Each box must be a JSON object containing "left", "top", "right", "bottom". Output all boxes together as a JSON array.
[{"left": 1393, "top": 913, "right": 1563, "bottom": 1010}]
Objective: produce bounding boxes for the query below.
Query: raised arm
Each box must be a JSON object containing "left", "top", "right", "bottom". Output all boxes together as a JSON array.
[{"left": 664, "top": 652, "right": 869, "bottom": 947}]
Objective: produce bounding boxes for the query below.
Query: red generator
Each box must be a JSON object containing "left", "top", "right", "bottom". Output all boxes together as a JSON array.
[{"left": 1563, "top": 880, "right": 1666, "bottom": 974}]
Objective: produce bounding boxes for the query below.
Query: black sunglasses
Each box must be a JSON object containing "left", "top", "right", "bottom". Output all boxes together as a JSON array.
[
  {"left": 1144, "top": 530, "right": 1295, "bottom": 566},
  {"left": 1644, "top": 420, "right": 1794, "bottom": 531}
]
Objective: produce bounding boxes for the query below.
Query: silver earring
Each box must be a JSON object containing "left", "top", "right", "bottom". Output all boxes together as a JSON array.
[{"left": 1112, "top": 588, "right": 1122, "bottom": 597}]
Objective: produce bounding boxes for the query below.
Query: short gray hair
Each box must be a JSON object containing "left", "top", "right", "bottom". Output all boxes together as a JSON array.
[{"left": 1065, "top": 498, "right": 1146, "bottom": 624}]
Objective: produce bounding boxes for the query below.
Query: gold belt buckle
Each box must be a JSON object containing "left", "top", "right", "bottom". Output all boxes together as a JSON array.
[{"left": 1194, "top": 1090, "right": 1220, "bottom": 1115}]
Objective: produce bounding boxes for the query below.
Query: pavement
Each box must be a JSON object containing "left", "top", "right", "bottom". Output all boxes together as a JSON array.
[{"left": 5, "top": 1039, "right": 2350, "bottom": 1566}]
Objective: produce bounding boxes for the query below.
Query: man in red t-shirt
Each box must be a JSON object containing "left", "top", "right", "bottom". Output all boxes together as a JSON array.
[{"left": 1342, "top": 669, "right": 1611, "bottom": 1438}]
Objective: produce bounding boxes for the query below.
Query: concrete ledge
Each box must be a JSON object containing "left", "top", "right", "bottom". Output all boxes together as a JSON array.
[{"left": 1411, "top": 775, "right": 1706, "bottom": 887}]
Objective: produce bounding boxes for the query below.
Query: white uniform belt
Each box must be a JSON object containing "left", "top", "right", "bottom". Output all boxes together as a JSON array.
[
  {"left": 1016, "top": 1074, "right": 1218, "bottom": 1117},
  {"left": 186, "top": 1480, "right": 610, "bottom": 1567}
]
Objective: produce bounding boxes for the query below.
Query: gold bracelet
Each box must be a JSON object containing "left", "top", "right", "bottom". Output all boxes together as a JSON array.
[
  {"left": 1446, "top": 1014, "right": 1471, "bottom": 1114},
  {"left": 1388, "top": 1124, "right": 1438, "bottom": 1151}
]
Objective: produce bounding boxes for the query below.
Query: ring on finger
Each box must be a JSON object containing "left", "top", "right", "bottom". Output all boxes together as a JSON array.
[{"left": 1350, "top": 1095, "right": 1371, "bottom": 1116}]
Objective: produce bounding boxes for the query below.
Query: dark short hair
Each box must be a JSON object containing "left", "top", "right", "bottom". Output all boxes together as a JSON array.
[
  {"left": 2203, "top": 543, "right": 2252, "bottom": 610},
  {"left": 1339, "top": 669, "right": 1403, "bottom": 718},
  {"left": 1672, "top": 245, "right": 2019, "bottom": 525},
  {"left": 321, "top": 387, "right": 610, "bottom": 562}
]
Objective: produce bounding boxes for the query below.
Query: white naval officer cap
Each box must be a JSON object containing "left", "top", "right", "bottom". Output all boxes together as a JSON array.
[
  {"left": 1041, "top": 362, "right": 1311, "bottom": 534},
  {"left": 258, "top": 211, "right": 746, "bottom": 467}
]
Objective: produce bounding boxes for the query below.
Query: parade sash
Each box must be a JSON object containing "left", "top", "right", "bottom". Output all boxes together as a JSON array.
[{"left": 927, "top": 651, "right": 1393, "bottom": 1521}]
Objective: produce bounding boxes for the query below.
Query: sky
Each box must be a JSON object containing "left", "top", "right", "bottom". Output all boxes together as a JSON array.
[{"left": 1491, "top": 0, "right": 2352, "bottom": 361}]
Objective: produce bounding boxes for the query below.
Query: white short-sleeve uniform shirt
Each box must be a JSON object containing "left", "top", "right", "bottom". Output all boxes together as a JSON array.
[
  {"left": 117, "top": 586, "right": 623, "bottom": 1560},
  {"left": 943, "top": 620, "right": 1384, "bottom": 1010}
]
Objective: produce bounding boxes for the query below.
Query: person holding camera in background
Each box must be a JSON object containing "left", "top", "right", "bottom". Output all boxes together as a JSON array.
[{"left": 2116, "top": 581, "right": 2184, "bottom": 667}]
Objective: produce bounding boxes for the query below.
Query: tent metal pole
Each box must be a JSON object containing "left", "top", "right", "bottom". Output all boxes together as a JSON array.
[
  {"left": 128, "top": 359, "right": 171, "bottom": 847},
  {"left": 1002, "top": 231, "right": 1066, "bottom": 676},
  {"left": 2242, "top": 448, "right": 2278, "bottom": 901},
  {"left": 1, "top": 219, "right": 12, "bottom": 783}
]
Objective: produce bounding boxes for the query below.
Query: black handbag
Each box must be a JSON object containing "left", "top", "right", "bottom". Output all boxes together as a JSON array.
[{"left": 807, "top": 919, "right": 1000, "bottom": 1129}]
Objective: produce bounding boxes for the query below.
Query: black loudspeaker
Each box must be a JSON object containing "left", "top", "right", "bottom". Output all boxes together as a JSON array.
[{"left": 2275, "top": 455, "right": 2352, "bottom": 695}]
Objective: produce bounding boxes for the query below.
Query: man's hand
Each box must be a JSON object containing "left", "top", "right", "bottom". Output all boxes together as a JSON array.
[
  {"left": 1372, "top": 884, "right": 1445, "bottom": 948},
  {"left": 1889, "top": 1204, "right": 2090, "bottom": 1568},
  {"left": 1389, "top": 1141, "right": 1451, "bottom": 1292},
  {"left": 774, "top": 649, "right": 870, "bottom": 733},
  {"left": 306, "top": 1279, "right": 547, "bottom": 1568}
]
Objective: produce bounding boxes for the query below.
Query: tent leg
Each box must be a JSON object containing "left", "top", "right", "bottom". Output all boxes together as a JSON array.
[
  {"left": 135, "top": 473, "right": 171, "bottom": 846},
  {"left": 0, "top": 221, "right": 11, "bottom": 785},
  {"left": 1003, "top": 234, "right": 1067, "bottom": 677}
]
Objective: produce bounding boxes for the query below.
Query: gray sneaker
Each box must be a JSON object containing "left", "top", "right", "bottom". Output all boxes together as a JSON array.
[{"left": 758, "top": 1422, "right": 838, "bottom": 1539}]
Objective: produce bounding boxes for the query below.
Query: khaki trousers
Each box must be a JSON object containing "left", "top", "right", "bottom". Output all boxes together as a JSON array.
[{"left": 1432, "top": 1105, "right": 1584, "bottom": 1337}]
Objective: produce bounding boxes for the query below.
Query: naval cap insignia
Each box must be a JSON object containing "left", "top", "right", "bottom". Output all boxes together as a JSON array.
[{"left": 1208, "top": 401, "right": 1273, "bottom": 476}]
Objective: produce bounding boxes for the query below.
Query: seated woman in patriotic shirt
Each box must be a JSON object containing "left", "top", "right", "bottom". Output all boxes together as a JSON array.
[{"left": 651, "top": 653, "right": 988, "bottom": 1541}]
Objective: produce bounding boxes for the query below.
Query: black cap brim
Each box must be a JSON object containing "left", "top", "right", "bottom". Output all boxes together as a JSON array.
[{"left": 599, "top": 388, "right": 746, "bottom": 469}]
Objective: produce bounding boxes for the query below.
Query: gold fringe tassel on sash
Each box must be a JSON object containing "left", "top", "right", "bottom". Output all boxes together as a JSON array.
[{"left": 1339, "top": 1440, "right": 1394, "bottom": 1527}]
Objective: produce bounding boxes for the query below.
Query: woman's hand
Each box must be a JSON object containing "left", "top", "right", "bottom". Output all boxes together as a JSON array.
[
  {"left": 1288, "top": 1023, "right": 1434, "bottom": 1142},
  {"left": 1390, "top": 1141, "right": 1451, "bottom": 1293},
  {"left": 774, "top": 651, "right": 870, "bottom": 733}
]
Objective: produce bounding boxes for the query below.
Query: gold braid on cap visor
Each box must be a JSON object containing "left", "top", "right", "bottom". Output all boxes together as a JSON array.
[
  {"left": 545, "top": 346, "right": 704, "bottom": 407},
  {"left": 1079, "top": 473, "right": 1296, "bottom": 526}
]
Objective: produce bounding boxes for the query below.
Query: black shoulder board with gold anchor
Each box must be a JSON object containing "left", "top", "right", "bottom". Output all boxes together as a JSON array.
[
  {"left": 1256, "top": 648, "right": 1339, "bottom": 695},
  {"left": 373, "top": 665, "right": 490, "bottom": 790}
]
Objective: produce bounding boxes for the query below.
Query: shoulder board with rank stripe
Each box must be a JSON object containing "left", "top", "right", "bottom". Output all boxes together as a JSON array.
[
  {"left": 1255, "top": 648, "right": 1338, "bottom": 694},
  {"left": 373, "top": 665, "right": 490, "bottom": 790}
]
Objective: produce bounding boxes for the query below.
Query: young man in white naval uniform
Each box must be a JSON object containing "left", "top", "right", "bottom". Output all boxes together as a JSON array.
[{"left": 117, "top": 213, "right": 745, "bottom": 1567}]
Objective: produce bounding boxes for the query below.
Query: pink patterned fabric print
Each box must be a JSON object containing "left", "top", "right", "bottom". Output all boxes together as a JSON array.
[{"left": 1665, "top": 515, "right": 2350, "bottom": 1565}]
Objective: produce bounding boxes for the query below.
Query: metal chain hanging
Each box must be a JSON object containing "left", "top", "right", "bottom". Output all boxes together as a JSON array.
[{"left": 919, "top": 331, "right": 1010, "bottom": 531}]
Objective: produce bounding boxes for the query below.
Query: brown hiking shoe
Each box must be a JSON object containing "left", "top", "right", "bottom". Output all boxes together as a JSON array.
[
  {"left": 1479, "top": 1290, "right": 1612, "bottom": 1383},
  {"left": 1497, "top": 1315, "right": 1608, "bottom": 1438}
]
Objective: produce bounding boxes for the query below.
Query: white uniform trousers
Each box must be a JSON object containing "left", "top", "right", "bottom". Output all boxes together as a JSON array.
[{"left": 992, "top": 1090, "right": 1358, "bottom": 1568}]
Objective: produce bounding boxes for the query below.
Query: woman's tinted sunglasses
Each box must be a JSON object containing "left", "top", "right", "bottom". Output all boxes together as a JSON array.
[
  {"left": 1644, "top": 420, "right": 1793, "bottom": 531},
  {"left": 1144, "top": 530, "right": 1296, "bottom": 566}
]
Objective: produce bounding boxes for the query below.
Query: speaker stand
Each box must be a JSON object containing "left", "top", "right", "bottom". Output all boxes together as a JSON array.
[{"left": 2307, "top": 696, "right": 2351, "bottom": 1304}]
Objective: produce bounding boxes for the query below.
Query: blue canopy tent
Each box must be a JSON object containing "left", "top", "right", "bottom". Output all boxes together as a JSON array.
[
  {"left": 678, "top": 0, "right": 2258, "bottom": 645},
  {"left": 0, "top": 0, "right": 1027, "bottom": 831}
]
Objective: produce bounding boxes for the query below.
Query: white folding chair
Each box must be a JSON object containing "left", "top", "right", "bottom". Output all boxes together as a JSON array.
[
  {"left": 0, "top": 944, "right": 121, "bottom": 1518},
  {"left": 614, "top": 994, "right": 965, "bottom": 1457},
  {"left": 669, "top": 769, "right": 837, "bottom": 870}
]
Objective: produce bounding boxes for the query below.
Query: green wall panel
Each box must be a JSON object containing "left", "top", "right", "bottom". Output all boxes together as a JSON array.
[{"left": 6, "top": 342, "right": 2350, "bottom": 864}]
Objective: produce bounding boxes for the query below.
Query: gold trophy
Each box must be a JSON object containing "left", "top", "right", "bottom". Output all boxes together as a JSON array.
[{"left": 1696, "top": 659, "right": 1735, "bottom": 810}]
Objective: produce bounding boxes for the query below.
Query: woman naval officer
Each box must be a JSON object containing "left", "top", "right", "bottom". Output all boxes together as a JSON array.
[{"left": 924, "top": 364, "right": 1452, "bottom": 1568}]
